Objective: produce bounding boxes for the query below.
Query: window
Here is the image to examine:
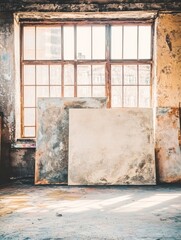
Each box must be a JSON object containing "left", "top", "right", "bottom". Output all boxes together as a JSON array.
[{"left": 21, "top": 23, "right": 152, "bottom": 138}]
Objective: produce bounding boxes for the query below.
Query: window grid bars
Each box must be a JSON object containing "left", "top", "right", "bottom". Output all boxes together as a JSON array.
[{"left": 21, "top": 23, "right": 152, "bottom": 138}]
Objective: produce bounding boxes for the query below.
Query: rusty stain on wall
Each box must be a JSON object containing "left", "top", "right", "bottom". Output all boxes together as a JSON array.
[
  {"left": 156, "top": 108, "right": 181, "bottom": 183},
  {"left": 157, "top": 13, "right": 181, "bottom": 108}
]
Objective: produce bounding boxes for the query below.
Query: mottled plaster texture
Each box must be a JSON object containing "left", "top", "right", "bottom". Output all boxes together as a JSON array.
[
  {"left": 35, "top": 97, "right": 107, "bottom": 184},
  {"left": 10, "top": 149, "right": 35, "bottom": 178},
  {"left": 0, "top": 13, "right": 15, "bottom": 180},
  {"left": 156, "top": 108, "right": 181, "bottom": 183},
  {"left": 155, "top": 13, "right": 181, "bottom": 183},
  {"left": 157, "top": 13, "right": 181, "bottom": 107},
  {"left": 68, "top": 108, "right": 156, "bottom": 185}
]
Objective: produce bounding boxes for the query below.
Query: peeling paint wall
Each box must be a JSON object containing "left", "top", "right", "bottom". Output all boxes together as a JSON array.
[
  {"left": 0, "top": 13, "right": 15, "bottom": 181},
  {"left": 0, "top": 1, "right": 181, "bottom": 12},
  {"left": 0, "top": 1, "right": 181, "bottom": 183},
  {"left": 156, "top": 108, "right": 181, "bottom": 183},
  {"left": 156, "top": 13, "right": 181, "bottom": 183},
  {"left": 157, "top": 13, "right": 181, "bottom": 108}
]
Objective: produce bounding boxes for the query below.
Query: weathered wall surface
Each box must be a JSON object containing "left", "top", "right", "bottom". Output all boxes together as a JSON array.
[
  {"left": 0, "top": 13, "right": 15, "bottom": 181},
  {"left": 0, "top": 1, "right": 181, "bottom": 12},
  {"left": 69, "top": 108, "right": 155, "bottom": 185},
  {"left": 156, "top": 13, "right": 181, "bottom": 183},
  {"left": 0, "top": 1, "right": 181, "bottom": 183},
  {"left": 35, "top": 97, "right": 107, "bottom": 184},
  {"left": 156, "top": 108, "right": 181, "bottom": 183},
  {"left": 157, "top": 13, "right": 181, "bottom": 108},
  {"left": 10, "top": 149, "right": 35, "bottom": 178}
]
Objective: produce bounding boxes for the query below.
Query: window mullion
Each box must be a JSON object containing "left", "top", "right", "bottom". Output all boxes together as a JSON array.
[{"left": 106, "top": 24, "right": 111, "bottom": 108}]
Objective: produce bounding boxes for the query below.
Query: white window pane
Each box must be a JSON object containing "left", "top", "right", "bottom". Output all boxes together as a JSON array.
[
  {"left": 64, "top": 26, "right": 74, "bottom": 60},
  {"left": 37, "top": 86, "right": 49, "bottom": 98},
  {"left": 36, "top": 65, "right": 49, "bottom": 85},
  {"left": 111, "top": 65, "right": 122, "bottom": 85},
  {"left": 64, "top": 65, "right": 74, "bottom": 85},
  {"left": 50, "top": 65, "right": 61, "bottom": 85},
  {"left": 24, "top": 65, "right": 35, "bottom": 85},
  {"left": 77, "top": 65, "right": 91, "bottom": 85},
  {"left": 124, "top": 65, "right": 137, "bottom": 85},
  {"left": 139, "top": 26, "right": 151, "bottom": 59},
  {"left": 139, "top": 86, "right": 150, "bottom": 107},
  {"left": 124, "top": 86, "right": 137, "bottom": 107},
  {"left": 92, "top": 65, "right": 105, "bottom": 85},
  {"left": 24, "top": 108, "right": 35, "bottom": 126},
  {"left": 24, "top": 127, "right": 35, "bottom": 137},
  {"left": 36, "top": 27, "right": 61, "bottom": 60},
  {"left": 24, "top": 27, "right": 35, "bottom": 60},
  {"left": 77, "top": 86, "right": 91, "bottom": 97},
  {"left": 111, "top": 86, "right": 122, "bottom": 107},
  {"left": 77, "top": 26, "right": 91, "bottom": 59},
  {"left": 92, "top": 26, "right": 105, "bottom": 59},
  {"left": 64, "top": 86, "right": 74, "bottom": 97},
  {"left": 93, "top": 86, "right": 105, "bottom": 97},
  {"left": 139, "top": 65, "right": 151, "bottom": 85},
  {"left": 123, "top": 26, "right": 137, "bottom": 59},
  {"left": 24, "top": 86, "right": 35, "bottom": 107},
  {"left": 50, "top": 86, "right": 61, "bottom": 97},
  {"left": 111, "top": 26, "right": 122, "bottom": 59}
]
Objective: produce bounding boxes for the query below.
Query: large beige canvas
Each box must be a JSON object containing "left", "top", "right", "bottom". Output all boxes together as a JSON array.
[{"left": 68, "top": 108, "right": 156, "bottom": 185}]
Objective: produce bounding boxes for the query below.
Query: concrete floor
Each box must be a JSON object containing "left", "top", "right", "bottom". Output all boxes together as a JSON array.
[{"left": 0, "top": 180, "right": 181, "bottom": 240}]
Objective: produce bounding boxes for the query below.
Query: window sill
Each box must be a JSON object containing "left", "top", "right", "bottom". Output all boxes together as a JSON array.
[{"left": 11, "top": 139, "right": 36, "bottom": 149}]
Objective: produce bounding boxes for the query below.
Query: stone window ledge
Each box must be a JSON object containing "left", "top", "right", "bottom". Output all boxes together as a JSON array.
[{"left": 11, "top": 139, "right": 36, "bottom": 149}]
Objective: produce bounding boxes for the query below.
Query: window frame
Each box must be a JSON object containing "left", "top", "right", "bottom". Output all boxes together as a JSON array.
[{"left": 20, "top": 20, "right": 154, "bottom": 138}]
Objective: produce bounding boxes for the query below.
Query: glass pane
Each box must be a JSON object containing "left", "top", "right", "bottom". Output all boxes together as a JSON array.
[
  {"left": 111, "top": 65, "right": 122, "bottom": 85},
  {"left": 64, "top": 86, "right": 74, "bottom": 97},
  {"left": 92, "top": 26, "right": 105, "bottom": 59},
  {"left": 24, "top": 27, "right": 35, "bottom": 60},
  {"left": 123, "top": 26, "right": 137, "bottom": 59},
  {"left": 77, "top": 86, "right": 91, "bottom": 97},
  {"left": 124, "top": 86, "right": 137, "bottom": 107},
  {"left": 92, "top": 65, "right": 105, "bottom": 85},
  {"left": 24, "top": 86, "right": 35, "bottom": 107},
  {"left": 77, "top": 26, "right": 91, "bottom": 59},
  {"left": 139, "top": 26, "right": 151, "bottom": 59},
  {"left": 111, "top": 86, "right": 122, "bottom": 107},
  {"left": 124, "top": 65, "right": 137, "bottom": 85},
  {"left": 50, "top": 86, "right": 61, "bottom": 97},
  {"left": 139, "top": 65, "right": 150, "bottom": 85},
  {"left": 64, "top": 26, "right": 74, "bottom": 60},
  {"left": 77, "top": 65, "right": 91, "bottom": 85},
  {"left": 37, "top": 86, "right": 49, "bottom": 98},
  {"left": 111, "top": 26, "right": 122, "bottom": 59},
  {"left": 24, "top": 65, "right": 35, "bottom": 85},
  {"left": 24, "top": 127, "right": 35, "bottom": 137},
  {"left": 36, "top": 65, "right": 49, "bottom": 85},
  {"left": 36, "top": 27, "right": 61, "bottom": 60},
  {"left": 139, "top": 86, "right": 150, "bottom": 107},
  {"left": 24, "top": 108, "right": 35, "bottom": 126},
  {"left": 64, "top": 65, "right": 74, "bottom": 85},
  {"left": 93, "top": 86, "right": 105, "bottom": 97},
  {"left": 50, "top": 65, "right": 61, "bottom": 85}
]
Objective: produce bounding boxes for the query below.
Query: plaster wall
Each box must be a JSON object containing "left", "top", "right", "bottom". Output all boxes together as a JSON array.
[
  {"left": 155, "top": 13, "right": 181, "bottom": 183},
  {"left": 0, "top": 2, "right": 181, "bottom": 183},
  {"left": 0, "top": 13, "right": 15, "bottom": 181}
]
